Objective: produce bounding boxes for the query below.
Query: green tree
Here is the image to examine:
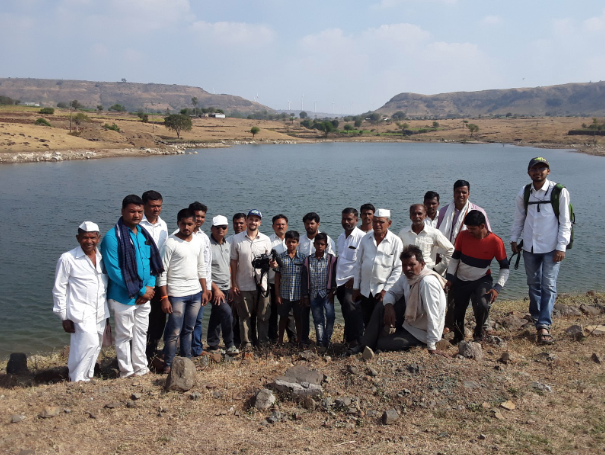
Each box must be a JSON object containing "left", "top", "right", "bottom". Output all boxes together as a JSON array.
[
  {"left": 250, "top": 126, "right": 260, "bottom": 138},
  {"left": 70, "top": 100, "right": 82, "bottom": 110},
  {"left": 392, "top": 111, "right": 406, "bottom": 120},
  {"left": 39, "top": 107, "right": 54, "bottom": 115},
  {"left": 331, "top": 119, "right": 339, "bottom": 129},
  {"left": 73, "top": 112, "right": 90, "bottom": 128},
  {"left": 97, "top": 105, "right": 103, "bottom": 112},
  {"left": 191, "top": 97, "right": 198, "bottom": 107},
  {"left": 57, "top": 102, "right": 67, "bottom": 109},
  {"left": 396, "top": 122, "right": 409, "bottom": 136},
  {"left": 354, "top": 118, "right": 363, "bottom": 128},
  {"left": 299, "top": 111, "right": 308, "bottom": 119},
  {"left": 164, "top": 114, "right": 192, "bottom": 139},
  {"left": 466, "top": 123, "right": 479, "bottom": 138},
  {"left": 343, "top": 124, "right": 353, "bottom": 134},
  {"left": 109, "top": 104, "right": 126, "bottom": 112},
  {"left": 369, "top": 112, "right": 381, "bottom": 122},
  {"left": 318, "top": 121, "right": 335, "bottom": 138},
  {"left": 432, "top": 121, "right": 440, "bottom": 128}
]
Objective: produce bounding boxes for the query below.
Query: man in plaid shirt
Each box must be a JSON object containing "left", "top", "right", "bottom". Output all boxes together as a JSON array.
[{"left": 274, "top": 231, "right": 306, "bottom": 345}]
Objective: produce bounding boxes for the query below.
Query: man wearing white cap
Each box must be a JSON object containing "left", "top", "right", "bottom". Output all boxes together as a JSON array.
[
  {"left": 206, "top": 215, "right": 239, "bottom": 354},
  {"left": 353, "top": 209, "right": 403, "bottom": 326},
  {"left": 53, "top": 221, "right": 109, "bottom": 382}
]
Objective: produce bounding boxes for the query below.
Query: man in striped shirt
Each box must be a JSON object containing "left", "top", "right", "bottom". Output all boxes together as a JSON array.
[{"left": 445, "top": 210, "right": 509, "bottom": 344}]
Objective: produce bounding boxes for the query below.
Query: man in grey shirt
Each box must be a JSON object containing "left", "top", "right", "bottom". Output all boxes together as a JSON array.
[{"left": 207, "top": 215, "right": 238, "bottom": 354}]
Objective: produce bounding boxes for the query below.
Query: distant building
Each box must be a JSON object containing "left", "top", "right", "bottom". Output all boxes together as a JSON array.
[
  {"left": 23, "top": 102, "right": 40, "bottom": 107},
  {"left": 209, "top": 113, "right": 226, "bottom": 118}
]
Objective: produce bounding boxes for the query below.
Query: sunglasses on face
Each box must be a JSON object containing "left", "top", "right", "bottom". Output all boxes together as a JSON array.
[{"left": 213, "top": 225, "right": 228, "bottom": 230}]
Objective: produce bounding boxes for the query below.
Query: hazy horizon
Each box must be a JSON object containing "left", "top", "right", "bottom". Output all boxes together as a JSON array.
[{"left": 2, "top": 1, "right": 605, "bottom": 113}]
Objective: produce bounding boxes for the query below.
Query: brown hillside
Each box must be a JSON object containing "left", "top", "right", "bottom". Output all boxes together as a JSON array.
[
  {"left": 378, "top": 81, "right": 605, "bottom": 118},
  {"left": 0, "top": 78, "right": 272, "bottom": 114}
]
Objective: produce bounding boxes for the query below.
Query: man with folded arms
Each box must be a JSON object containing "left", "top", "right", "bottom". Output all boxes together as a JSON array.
[
  {"left": 101, "top": 195, "right": 164, "bottom": 378},
  {"left": 351, "top": 245, "right": 447, "bottom": 354},
  {"left": 353, "top": 208, "right": 403, "bottom": 326},
  {"left": 398, "top": 204, "right": 454, "bottom": 276},
  {"left": 53, "top": 221, "right": 109, "bottom": 382}
]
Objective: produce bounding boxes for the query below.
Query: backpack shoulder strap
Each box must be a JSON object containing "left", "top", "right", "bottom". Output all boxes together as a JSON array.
[
  {"left": 551, "top": 183, "right": 565, "bottom": 219},
  {"left": 523, "top": 184, "right": 532, "bottom": 213}
]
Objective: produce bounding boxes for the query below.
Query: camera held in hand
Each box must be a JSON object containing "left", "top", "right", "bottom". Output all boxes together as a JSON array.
[{"left": 251, "top": 248, "right": 284, "bottom": 272}]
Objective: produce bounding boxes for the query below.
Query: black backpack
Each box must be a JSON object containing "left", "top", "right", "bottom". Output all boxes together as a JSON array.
[{"left": 523, "top": 183, "right": 575, "bottom": 249}]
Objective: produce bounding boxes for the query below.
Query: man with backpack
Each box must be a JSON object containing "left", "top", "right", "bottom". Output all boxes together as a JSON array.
[{"left": 510, "top": 157, "right": 572, "bottom": 345}]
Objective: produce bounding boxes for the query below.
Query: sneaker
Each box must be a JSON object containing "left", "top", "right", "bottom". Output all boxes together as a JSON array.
[{"left": 226, "top": 345, "right": 240, "bottom": 355}]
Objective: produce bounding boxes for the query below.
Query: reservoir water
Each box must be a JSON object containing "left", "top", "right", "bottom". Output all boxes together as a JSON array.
[{"left": 1, "top": 142, "right": 603, "bottom": 359}]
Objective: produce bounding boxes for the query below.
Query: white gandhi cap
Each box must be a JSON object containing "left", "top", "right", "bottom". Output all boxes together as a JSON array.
[
  {"left": 79, "top": 221, "right": 100, "bottom": 232},
  {"left": 374, "top": 208, "right": 391, "bottom": 218},
  {"left": 212, "top": 215, "right": 229, "bottom": 226}
]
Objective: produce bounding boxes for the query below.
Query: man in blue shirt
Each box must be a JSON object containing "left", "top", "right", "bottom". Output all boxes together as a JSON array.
[{"left": 101, "top": 195, "right": 159, "bottom": 378}]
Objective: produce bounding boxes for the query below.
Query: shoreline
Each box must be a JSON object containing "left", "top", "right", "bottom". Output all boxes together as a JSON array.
[{"left": 1, "top": 138, "right": 602, "bottom": 165}]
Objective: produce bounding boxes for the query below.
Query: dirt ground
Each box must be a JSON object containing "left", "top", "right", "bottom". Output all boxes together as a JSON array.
[
  {"left": 1, "top": 106, "right": 604, "bottom": 164},
  {"left": 1, "top": 293, "right": 604, "bottom": 455}
]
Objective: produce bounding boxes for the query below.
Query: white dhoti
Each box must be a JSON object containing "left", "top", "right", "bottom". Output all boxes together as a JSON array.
[
  {"left": 68, "top": 319, "right": 105, "bottom": 382},
  {"left": 110, "top": 299, "right": 151, "bottom": 378}
]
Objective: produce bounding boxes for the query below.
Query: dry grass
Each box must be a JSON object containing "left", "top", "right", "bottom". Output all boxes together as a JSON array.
[{"left": 1, "top": 293, "right": 604, "bottom": 454}]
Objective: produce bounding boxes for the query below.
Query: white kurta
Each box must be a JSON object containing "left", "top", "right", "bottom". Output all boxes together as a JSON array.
[{"left": 52, "top": 246, "right": 109, "bottom": 382}]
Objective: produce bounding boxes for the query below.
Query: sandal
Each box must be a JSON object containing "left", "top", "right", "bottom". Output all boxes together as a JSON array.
[{"left": 537, "top": 331, "right": 554, "bottom": 345}]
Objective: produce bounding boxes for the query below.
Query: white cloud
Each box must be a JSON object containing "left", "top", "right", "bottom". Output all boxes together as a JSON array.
[
  {"left": 362, "top": 23, "right": 430, "bottom": 48},
  {"left": 480, "top": 15, "right": 502, "bottom": 27},
  {"left": 374, "top": 0, "right": 457, "bottom": 9},
  {"left": 584, "top": 9, "right": 605, "bottom": 33},
  {"left": 190, "top": 21, "right": 275, "bottom": 46}
]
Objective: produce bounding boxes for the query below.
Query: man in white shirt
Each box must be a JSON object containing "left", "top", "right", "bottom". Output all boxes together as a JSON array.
[
  {"left": 423, "top": 191, "right": 440, "bottom": 228},
  {"left": 298, "top": 212, "right": 336, "bottom": 256},
  {"left": 353, "top": 209, "right": 403, "bottom": 326},
  {"left": 398, "top": 204, "right": 454, "bottom": 275},
  {"left": 359, "top": 203, "right": 375, "bottom": 234},
  {"left": 53, "top": 221, "right": 109, "bottom": 382},
  {"left": 510, "top": 157, "right": 572, "bottom": 345},
  {"left": 268, "top": 214, "right": 296, "bottom": 343},
  {"left": 140, "top": 190, "right": 170, "bottom": 361},
  {"left": 351, "top": 245, "right": 447, "bottom": 355},
  {"left": 157, "top": 209, "right": 208, "bottom": 373},
  {"left": 230, "top": 209, "right": 273, "bottom": 349},
  {"left": 335, "top": 208, "right": 366, "bottom": 347},
  {"left": 187, "top": 201, "right": 213, "bottom": 356}
]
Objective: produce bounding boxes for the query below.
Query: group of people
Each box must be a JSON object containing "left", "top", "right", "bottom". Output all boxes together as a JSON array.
[{"left": 52, "top": 156, "right": 572, "bottom": 382}]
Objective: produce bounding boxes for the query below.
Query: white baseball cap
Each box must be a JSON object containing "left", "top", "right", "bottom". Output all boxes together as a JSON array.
[
  {"left": 79, "top": 221, "right": 100, "bottom": 232},
  {"left": 212, "top": 215, "right": 229, "bottom": 226}
]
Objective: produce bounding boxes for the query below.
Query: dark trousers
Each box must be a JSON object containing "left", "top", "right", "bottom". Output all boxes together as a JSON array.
[
  {"left": 361, "top": 298, "right": 422, "bottom": 351},
  {"left": 146, "top": 287, "right": 166, "bottom": 359},
  {"left": 269, "top": 284, "right": 297, "bottom": 342},
  {"left": 451, "top": 275, "right": 493, "bottom": 340},
  {"left": 336, "top": 285, "right": 364, "bottom": 344},
  {"left": 207, "top": 289, "right": 235, "bottom": 349},
  {"left": 360, "top": 293, "right": 381, "bottom": 327},
  {"left": 298, "top": 303, "right": 311, "bottom": 345}
]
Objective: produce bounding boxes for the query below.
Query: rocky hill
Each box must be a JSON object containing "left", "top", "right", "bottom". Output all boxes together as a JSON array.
[
  {"left": 0, "top": 78, "right": 272, "bottom": 114},
  {"left": 378, "top": 81, "right": 605, "bottom": 118}
]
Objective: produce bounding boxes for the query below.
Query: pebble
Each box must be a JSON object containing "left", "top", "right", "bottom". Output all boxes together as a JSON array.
[
  {"left": 407, "top": 364, "right": 421, "bottom": 374},
  {"left": 40, "top": 406, "right": 61, "bottom": 418},
  {"left": 303, "top": 397, "right": 316, "bottom": 410},
  {"left": 499, "top": 352, "right": 514, "bottom": 364},
  {"left": 346, "top": 365, "right": 359, "bottom": 375},
  {"left": 11, "top": 414, "right": 26, "bottom": 423},
  {"left": 131, "top": 393, "right": 142, "bottom": 400},
  {"left": 367, "top": 368, "right": 379, "bottom": 377},
  {"left": 493, "top": 411, "right": 505, "bottom": 420},
  {"left": 500, "top": 400, "right": 516, "bottom": 410},
  {"left": 382, "top": 408, "right": 399, "bottom": 425},
  {"left": 531, "top": 382, "right": 553, "bottom": 393},
  {"left": 362, "top": 346, "right": 375, "bottom": 360},
  {"left": 565, "top": 325, "right": 584, "bottom": 339},
  {"left": 254, "top": 389, "right": 276, "bottom": 410},
  {"left": 104, "top": 402, "right": 120, "bottom": 409},
  {"left": 479, "top": 434, "right": 487, "bottom": 440},
  {"left": 126, "top": 400, "right": 137, "bottom": 408},
  {"left": 591, "top": 353, "right": 603, "bottom": 364},
  {"left": 190, "top": 392, "right": 202, "bottom": 400}
]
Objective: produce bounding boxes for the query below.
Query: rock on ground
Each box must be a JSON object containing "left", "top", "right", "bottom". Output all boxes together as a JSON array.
[
  {"left": 554, "top": 304, "right": 582, "bottom": 317},
  {"left": 579, "top": 304, "right": 602, "bottom": 316},
  {"left": 459, "top": 341, "right": 484, "bottom": 360},
  {"left": 165, "top": 357, "right": 197, "bottom": 392},
  {"left": 565, "top": 325, "right": 584, "bottom": 339},
  {"left": 585, "top": 325, "right": 605, "bottom": 336},
  {"left": 362, "top": 346, "right": 375, "bottom": 360},
  {"left": 272, "top": 365, "right": 324, "bottom": 397},
  {"left": 382, "top": 408, "right": 399, "bottom": 425},
  {"left": 254, "top": 389, "right": 276, "bottom": 410}
]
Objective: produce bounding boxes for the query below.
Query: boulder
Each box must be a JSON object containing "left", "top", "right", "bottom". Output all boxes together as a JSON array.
[
  {"left": 165, "top": 357, "right": 197, "bottom": 392},
  {"left": 580, "top": 304, "right": 602, "bottom": 316},
  {"left": 272, "top": 365, "right": 324, "bottom": 397},
  {"left": 254, "top": 389, "right": 276, "bottom": 410},
  {"left": 565, "top": 325, "right": 584, "bottom": 339},
  {"left": 459, "top": 341, "right": 483, "bottom": 360},
  {"left": 299, "top": 350, "right": 319, "bottom": 361},
  {"left": 500, "top": 314, "right": 528, "bottom": 331},
  {"left": 6, "top": 353, "right": 29, "bottom": 375},
  {"left": 585, "top": 325, "right": 605, "bottom": 336},
  {"left": 553, "top": 304, "right": 582, "bottom": 317}
]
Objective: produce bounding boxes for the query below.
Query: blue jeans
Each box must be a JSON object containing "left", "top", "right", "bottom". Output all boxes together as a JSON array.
[
  {"left": 163, "top": 292, "right": 202, "bottom": 368},
  {"left": 190, "top": 303, "right": 206, "bottom": 356},
  {"left": 524, "top": 250, "right": 561, "bottom": 330},
  {"left": 310, "top": 294, "right": 335, "bottom": 347}
]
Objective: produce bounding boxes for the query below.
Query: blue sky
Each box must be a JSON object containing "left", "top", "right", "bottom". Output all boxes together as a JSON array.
[{"left": 2, "top": 0, "right": 605, "bottom": 113}]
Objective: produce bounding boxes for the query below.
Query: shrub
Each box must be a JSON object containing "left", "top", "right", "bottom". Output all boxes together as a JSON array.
[
  {"left": 57, "top": 102, "right": 68, "bottom": 109},
  {"left": 109, "top": 104, "right": 126, "bottom": 112},
  {"left": 39, "top": 107, "right": 55, "bottom": 115},
  {"left": 35, "top": 118, "right": 51, "bottom": 127},
  {"left": 104, "top": 123, "right": 121, "bottom": 132}
]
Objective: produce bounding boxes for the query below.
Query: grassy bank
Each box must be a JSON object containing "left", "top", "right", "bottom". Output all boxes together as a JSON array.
[{"left": 1, "top": 293, "right": 604, "bottom": 454}]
